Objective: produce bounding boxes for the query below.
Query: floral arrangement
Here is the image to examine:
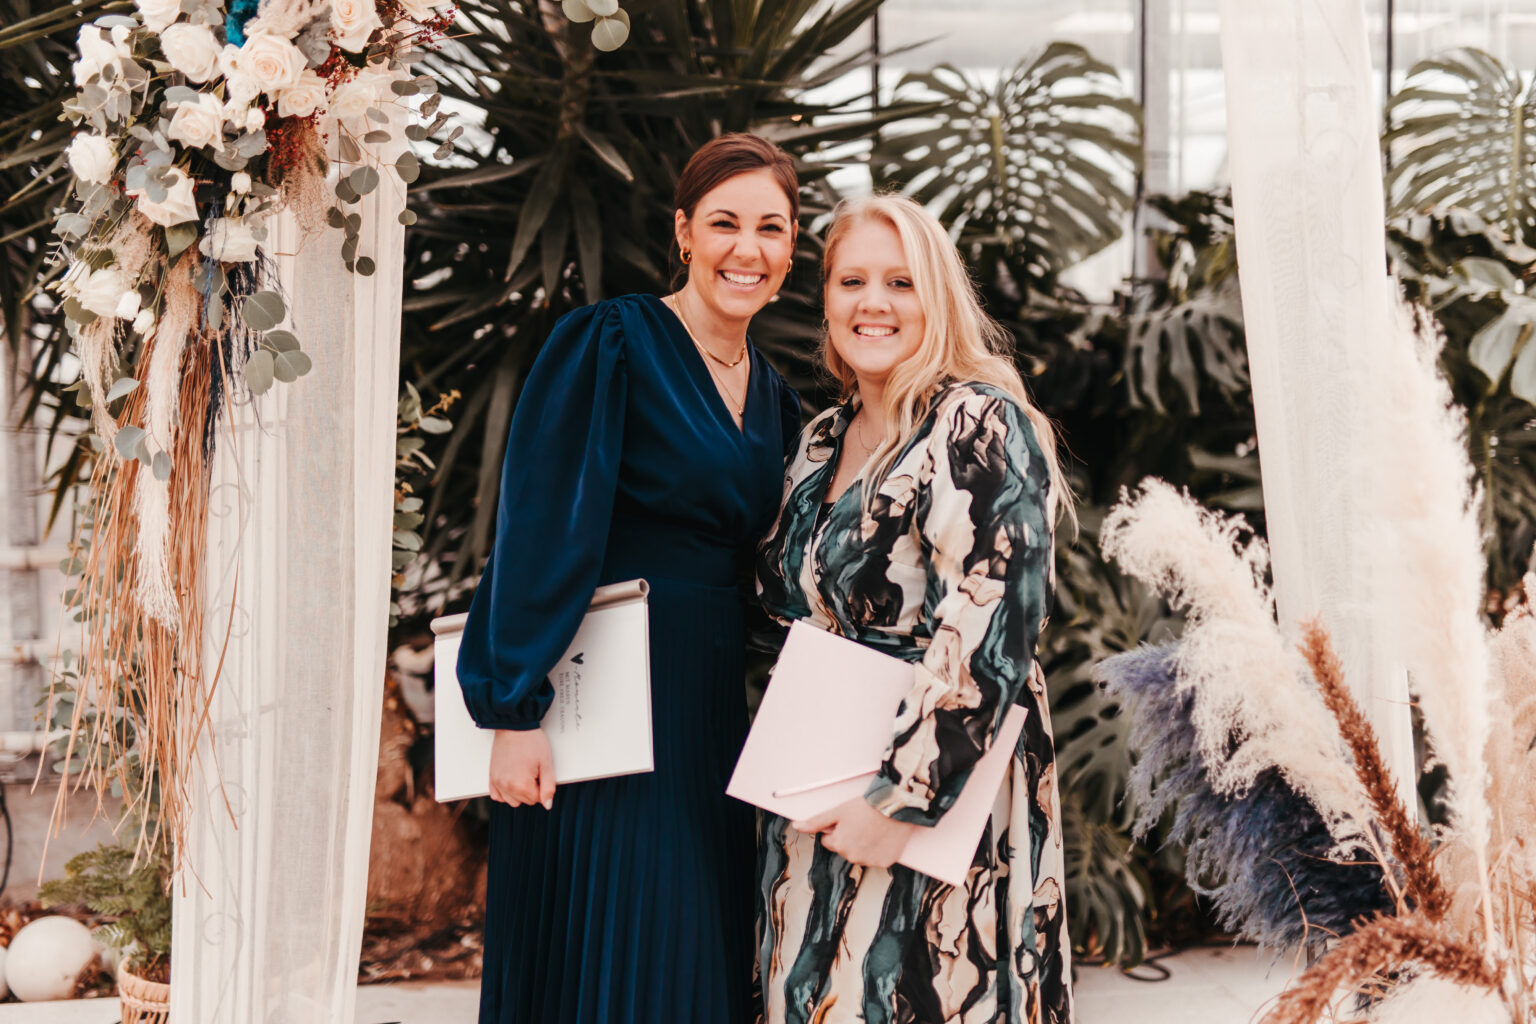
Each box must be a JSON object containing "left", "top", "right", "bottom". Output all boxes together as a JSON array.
[
  {"left": 46, "top": 0, "right": 456, "bottom": 858},
  {"left": 1094, "top": 298, "right": 1535, "bottom": 1022}
]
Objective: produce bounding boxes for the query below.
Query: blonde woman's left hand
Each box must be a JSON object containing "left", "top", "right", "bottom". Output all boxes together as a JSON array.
[{"left": 792, "top": 797, "right": 920, "bottom": 869}]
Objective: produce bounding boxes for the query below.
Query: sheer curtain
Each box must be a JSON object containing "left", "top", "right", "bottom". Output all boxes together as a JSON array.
[
  {"left": 169, "top": 137, "right": 404, "bottom": 1021},
  {"left": 1218, "top": 0, "right": 1417, "bottom": 802}
]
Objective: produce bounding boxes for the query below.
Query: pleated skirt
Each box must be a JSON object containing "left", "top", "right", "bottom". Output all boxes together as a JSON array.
[{"left": 479, "top": 579, "right": 756, "bottom": 1024}]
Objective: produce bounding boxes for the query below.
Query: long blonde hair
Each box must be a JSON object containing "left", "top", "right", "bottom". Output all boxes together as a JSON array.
[{"left": 821, "top": 193, "right": 1075, "bottom": 527}]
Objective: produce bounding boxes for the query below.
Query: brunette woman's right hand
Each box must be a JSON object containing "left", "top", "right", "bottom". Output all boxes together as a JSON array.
[{"left": 489, "top": 728, "right": 556, "bottom": 809}]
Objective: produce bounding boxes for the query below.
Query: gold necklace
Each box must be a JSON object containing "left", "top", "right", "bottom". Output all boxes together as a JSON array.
[
  {"left": 672, "top": 293, "right": 748, "bottom": 368},
  {"left": 668, "top": 296, "right": 747, "bottom": 417},
  {"left": 853, "top": 406, "right": 886, "bottom": 453}
]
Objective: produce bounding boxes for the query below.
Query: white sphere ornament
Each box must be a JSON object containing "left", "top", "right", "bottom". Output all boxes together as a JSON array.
[
  {"left": 0, "top": 945, "right": 9, "bottom": 999},
  {"left": 562, "top": 0, "right": 596, "bottom": 23},
  {"left": 6, "top": 916, "right": 98, "bottom": 1002},
  {"left": 591, "top": 9, "right": 630, "bottom": 52},
  {"left": 586, "top": 0, "right": 619, "bottom": 16}
]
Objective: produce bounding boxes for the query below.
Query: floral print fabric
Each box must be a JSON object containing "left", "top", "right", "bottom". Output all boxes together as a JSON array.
[{"left": 755, "top": 382, "right": 1073, "bottom": 1024}]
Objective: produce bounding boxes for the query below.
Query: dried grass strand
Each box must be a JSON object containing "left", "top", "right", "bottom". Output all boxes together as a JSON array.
[{"left": 1301, "top": 621, "right": 1449, "bottom": 922}]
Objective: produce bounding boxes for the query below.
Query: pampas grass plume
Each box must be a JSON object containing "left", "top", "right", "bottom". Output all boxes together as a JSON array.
[
  {"left": 1368, "top": 976, "right": 1513, "bottom": 1024},
  {"left": 1101, "top": 480, "right": 1370, "bottom": 844}
]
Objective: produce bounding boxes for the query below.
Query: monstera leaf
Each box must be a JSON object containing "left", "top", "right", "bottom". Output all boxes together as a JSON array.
[
  {"left": 873, "top": 42, "right": 1142, "bottom": 291},
  {"left": 1386, "top": 48, "right": 1536, "bottom": 248}
]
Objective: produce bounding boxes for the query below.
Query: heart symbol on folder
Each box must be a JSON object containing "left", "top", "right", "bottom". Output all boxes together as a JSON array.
[{"left": 571, "top": 653, "right": 585, "bottom": 664}]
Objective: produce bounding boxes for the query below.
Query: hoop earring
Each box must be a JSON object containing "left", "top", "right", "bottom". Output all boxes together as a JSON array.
[{"left": 680, "top": 248, "right": 692, "bottom": 265}]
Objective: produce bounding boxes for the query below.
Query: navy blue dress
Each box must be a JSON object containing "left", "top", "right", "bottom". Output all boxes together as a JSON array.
[{"left": 456, "top": 292, "right": 800, "bottom": 1024}]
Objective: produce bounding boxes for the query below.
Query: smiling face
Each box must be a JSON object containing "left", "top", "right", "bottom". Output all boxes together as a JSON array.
[
  {"left": 674, "top": 168, "right": 796, "bottom": 326},
  {"left": 824, "top": 216, "right": 927, "bottom": 393}
]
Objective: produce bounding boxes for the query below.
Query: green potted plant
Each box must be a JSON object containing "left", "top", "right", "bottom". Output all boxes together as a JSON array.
[{"left": 39, "top": 843, "right": 171, "bottom": 1022}]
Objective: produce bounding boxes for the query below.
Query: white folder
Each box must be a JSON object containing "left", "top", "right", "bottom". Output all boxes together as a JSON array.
[
  {"left": 430, "top": 579, "right": 653, "bottom": 802},
  {"left": 727, "top": 620, "right": 1024, "bottom": 886}
]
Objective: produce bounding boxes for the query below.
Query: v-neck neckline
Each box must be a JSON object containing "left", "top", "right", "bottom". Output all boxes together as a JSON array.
[
  {"left": 647, "top": 292, "right": 755, "bottom": 439},
  {"left": 816, "top": 397, "right": 870, "bottom": 513}
]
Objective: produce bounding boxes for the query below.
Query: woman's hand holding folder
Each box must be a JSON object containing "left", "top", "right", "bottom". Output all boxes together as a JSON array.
[
  {"left": 489, "top": 728, "right": 556, "bottom": 809},
  {"left": 793, "top": 797, "right": 920, "bottom": 869}
]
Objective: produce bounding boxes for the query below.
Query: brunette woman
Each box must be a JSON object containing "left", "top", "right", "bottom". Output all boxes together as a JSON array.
[
  {"left": 456, "top": 133, "right": 802, "bottom": 1023},
  {"left": 755, "top": 194, "right": 1074, "bottom": 1023}
]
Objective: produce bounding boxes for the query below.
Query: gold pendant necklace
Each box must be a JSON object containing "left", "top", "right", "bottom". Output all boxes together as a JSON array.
[
  {"left": 672, "top": 293, "right": 748, "bottom": 368},
  {"left": 669, "top": 295, "right": 747, "bottom": 416}
]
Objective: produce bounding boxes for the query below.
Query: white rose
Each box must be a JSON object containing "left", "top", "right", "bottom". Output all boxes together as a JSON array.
[
  {"left": 330, "top": 0, "right": 384, "bottom": 53},
  {"left": 77, "top": 267, "right": 130, "bottom": 319},
  {"left": 276, "top": 68, "right": 327, "bottom": 118},
  {"left": 73, "top": 26, "right": 124, "bottom": 86},
  {"left": 326, "top": 73, "right": 381, "bottom": 133},
  {"left": 198, "top": 218, "right": 261, "bottom": 263},
  {"left": 231, "top": 171, "right": 252, "bottom": 194},
  {"left": 160, "top": 23, "right": 222, "bottom": 83},
  {"left": 67, "top": 134, "right": 117, "bottom": 184},
  {"left": 166, "top": 92, "right": 227, "bottom": 152},
  {"left": 239, "top": 31, "right": 304, "bottom": 95},
  {"left": 397, "top": 0, "right": 449, "bottom": 21},
  {"left": 134, "top": 0, "right": 181, "bottom": 33},
  {"left": 129, "top": 167, "right": 199, "bottom": 226},
  {"left": 225, "top": 69, "right": 260, "bottom": 108}
]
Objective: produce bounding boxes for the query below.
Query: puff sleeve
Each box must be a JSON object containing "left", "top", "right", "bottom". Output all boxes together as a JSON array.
[
  {"left": 456, "top": 302, "right": 628, "bottom": 730},
  {"left": 863, "top": 390, "right": 1054, "bottom": 826}
]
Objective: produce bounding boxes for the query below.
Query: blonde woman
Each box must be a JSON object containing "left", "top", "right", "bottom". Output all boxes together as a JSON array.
[{"left": 755, "top": 194, "right": 1073, "bottom": 1023}]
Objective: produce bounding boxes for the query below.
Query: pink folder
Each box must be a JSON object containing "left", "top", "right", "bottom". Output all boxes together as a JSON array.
[{"left": 727, "top": 620, "right": 1025, "bottom": 887}]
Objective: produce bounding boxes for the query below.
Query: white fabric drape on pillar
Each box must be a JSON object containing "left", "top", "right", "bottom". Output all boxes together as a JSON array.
[
  {"left": 1217, "top": 0, "right": 1417, "bottom": 802},
  {"left": 170, "top": 142, "right": 405, "bottom": 1021}
]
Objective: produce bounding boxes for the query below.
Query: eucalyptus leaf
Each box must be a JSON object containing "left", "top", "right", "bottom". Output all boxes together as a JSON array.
[
  {"left": 327, "top": 206, "right": 346, "bottom": 228},
  {"left": 263, "top": 330, "right": 301, "bottom": 353},
  {"left": 418, "top": 416, "right": 452, "bottom": 434},
  {"left": 340, "top": 133, "right": 362, "bottom": 163},
  {"left": 336, "top": 179, "right": 359, "bottom": 203},
  {"left": 152, "top": 452, "right": 173, "bottom": 482},
  {"left": 356, "top": 256, "right": 376, "bottom": 276},
  {"left": 106, "top": 378, "right": 139, "bottom": 402},
  {"left": 395, "top": 150, "right": 420, "bottom": 184},
  {"left": 113, "top": 425, "right": 146, "bottom": 461},
  {"left": 61, "top": 298, "right": 97, "bottom": 326},
  {"left": 398, "top": 209, "right": 418, "bottom": 226},
  {"left": 245, "top": 349, "right": 275, "bottom": 395},
  {"left": 242, "top": 291, "right": 287, "bottom": 332},
  {"left": 366, "top": 107, "right": 389, "bottom": 124},
  {"left": 390, "top": 79, "right": 421, "bottom": 96},
  {"left": 363, "top": 130, "right": 391, "bottom": 144},
  {"left": 272, "top": 348, "right": 312, "bottom": 383},
  {"left": 405, "top": 124, "right": 429, "bottom": 142},
  {"left": 350, "top": 166, "right": 381, "bottom": 195}
]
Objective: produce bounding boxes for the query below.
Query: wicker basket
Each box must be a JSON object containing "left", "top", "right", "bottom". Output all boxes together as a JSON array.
[{"left": 118, "top": 964, "right": 170, "bottom": 1024}]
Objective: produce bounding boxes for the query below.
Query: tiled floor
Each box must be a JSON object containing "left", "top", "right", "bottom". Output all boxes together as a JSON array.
[{"left": 0, "top": 946, "right": 1293, "bottom": 1022}]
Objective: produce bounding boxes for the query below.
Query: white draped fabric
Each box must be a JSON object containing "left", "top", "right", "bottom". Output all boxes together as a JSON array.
[
  {"left": 170, "top": 144, "right": 405, "bottom": 1021},
  {"left": 1218, "top": 0, "right": 1417, "bottom": 803}
]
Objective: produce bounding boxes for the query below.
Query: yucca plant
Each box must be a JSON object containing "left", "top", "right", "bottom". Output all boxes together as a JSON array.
[{"left": 39, "top": 842, "right": 173, "bottom": 981}]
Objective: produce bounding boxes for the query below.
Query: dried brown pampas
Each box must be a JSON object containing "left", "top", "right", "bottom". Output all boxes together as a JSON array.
[
  {"left": 1300, "top": 622, "right": 1448, "bottom": 921},
  {"left": 51, "top": 308, "right": 216, "bottom": 863},
  {"left": 1259, "top": 913, "right": 1499, "bottom": 1024}
]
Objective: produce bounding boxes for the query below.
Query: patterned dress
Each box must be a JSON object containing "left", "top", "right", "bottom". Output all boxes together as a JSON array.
[{"left": 755, "top": 382, "right": 1073, "bottom": 1024}]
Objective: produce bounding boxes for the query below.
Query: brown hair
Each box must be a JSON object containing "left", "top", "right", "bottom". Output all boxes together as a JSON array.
[{"left": 674, "top": 133, "right": 799, "bottom": 222}]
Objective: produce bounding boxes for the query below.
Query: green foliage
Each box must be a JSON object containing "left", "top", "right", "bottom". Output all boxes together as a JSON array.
[
  {"left": 1386, "top": 48, "right": 1536, "bottom": 249},
  {"left": 38, "top": 842, "right": 172, "bottom": 971},
  {"left": 873, "top": 42, "right": 1142, "bottom": 296},
  {"left": 395, "top": 0, "right": 920, "bottom": 627}
]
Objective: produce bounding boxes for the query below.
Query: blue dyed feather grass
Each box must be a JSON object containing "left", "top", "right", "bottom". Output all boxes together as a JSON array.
[{"left": 1097, "top": 643, "right": 1394, "bottom": 951}]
